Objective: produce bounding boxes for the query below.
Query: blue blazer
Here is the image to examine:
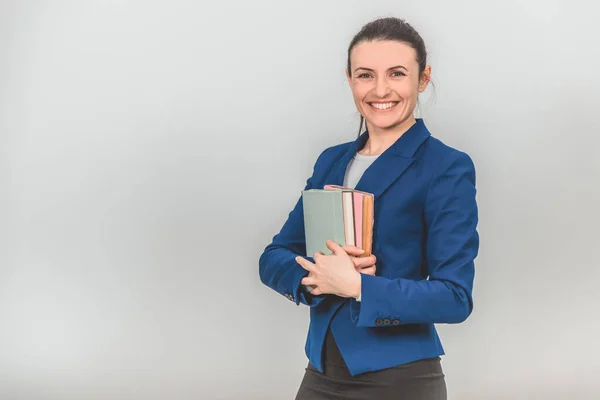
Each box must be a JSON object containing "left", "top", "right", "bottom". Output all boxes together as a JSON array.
[{"left": 259, "top": 118, "right": 479, "bottom": 376}]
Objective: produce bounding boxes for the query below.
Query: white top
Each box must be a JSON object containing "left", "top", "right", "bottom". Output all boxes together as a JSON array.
[
  {"left": 343, "top": 152, "right": 380, "bottom": 189},
  {"left": 344, "top": 151, "right": 380, "bottom": 302}
]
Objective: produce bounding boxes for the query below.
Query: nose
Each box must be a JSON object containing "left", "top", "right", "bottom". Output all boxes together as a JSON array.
[{"left": 374, "top": 76, "right": 391, "bottom": 98}]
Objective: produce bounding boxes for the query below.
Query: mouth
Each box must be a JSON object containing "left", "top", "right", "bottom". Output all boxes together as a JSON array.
[{"left": 367, "top": 101, "right": 399, "bottom": 112}]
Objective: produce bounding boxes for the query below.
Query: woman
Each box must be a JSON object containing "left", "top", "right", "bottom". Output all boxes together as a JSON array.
[{"left": 258, "top": 17, "right": 479, "bottom": 400}]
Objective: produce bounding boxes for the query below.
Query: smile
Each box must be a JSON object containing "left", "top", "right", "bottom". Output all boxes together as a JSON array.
[{"left": 368, "top": 102, "right": 399, "bottom": 111}]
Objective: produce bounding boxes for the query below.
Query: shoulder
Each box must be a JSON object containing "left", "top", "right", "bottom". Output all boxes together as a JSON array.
[
  {"left": 420, "top": 134, "right": 478, "bottom": 223},
  {"left": 317, "top": 141, "right": 352, "bottom": 162},
  {"left": 302, "top": 140, "right": 353, "bottom": 189},
  {"left": 421, "top": 135, "right": 476, "bottom": 180},
  {"left": 312, "top": 140, "right": 353, "bottom": 169}
]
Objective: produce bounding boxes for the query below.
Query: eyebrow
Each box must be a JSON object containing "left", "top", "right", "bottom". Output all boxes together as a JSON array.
[{"left": 354, "top": 65, "right": 408, "bottom": 73}]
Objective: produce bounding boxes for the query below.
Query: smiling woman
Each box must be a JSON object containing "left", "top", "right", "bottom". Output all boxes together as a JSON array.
[
  {"left": 347, "top": 19, "right": 431, "bottom": 142},
  {"left": 258, "top": 16, "right": 479, "bottom": 400}
]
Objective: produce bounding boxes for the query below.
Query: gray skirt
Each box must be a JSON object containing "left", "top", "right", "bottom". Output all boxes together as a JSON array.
[{"left": 295, "top": 329, "right": 447, "bottom": 400}]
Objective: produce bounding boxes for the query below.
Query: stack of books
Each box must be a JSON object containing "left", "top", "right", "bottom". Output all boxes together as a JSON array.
[{"left": 302, "top": 184, "right": 374, "bottom": 257}]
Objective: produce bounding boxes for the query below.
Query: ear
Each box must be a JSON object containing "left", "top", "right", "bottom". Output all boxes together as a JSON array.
[
  {"left": 418, "top": 65, "right": 431, "bottom": 93},
  {"left": 346, "top": 68, "right": 352, "bottom": 85}
]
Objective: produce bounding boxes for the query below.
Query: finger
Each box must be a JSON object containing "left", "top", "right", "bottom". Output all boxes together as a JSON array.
[
  {"left": 312, "top": 251, "right": 325, "bottom": 260},
  {"left": 301, "top": 276, "right": 317, "bottom": 286},
  {"left": 357, "top": 250, "right": 376, "bottom": 259},
  {"left": 360, "top": 265, "right": 376, "bottom": 276},
  {"left": 295, "top": 256, "right": 315, "bottom": 272},
  {"left": 310, "top": 287, "right": 324, "bottom": 296},
  {"left": 362, "top": 264, "right": 377, "bottom": 269},
  {"left": 325, "top": 240, "right": 346, "bottom": 257},
  {"left": 342, "top": 245, "right": 366, "bottom": 256},
  {"left": 353, "top": 255, "right": 377, "bottom": 269}
]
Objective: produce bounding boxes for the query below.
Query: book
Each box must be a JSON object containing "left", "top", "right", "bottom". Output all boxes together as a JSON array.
[
  {"left": 302, "top": 186, "right": 374, "bottom": 257},
  {"left": 302, "top": 189, "right": 346, "bottom": 256},
  {"left": 324, "top": 185, "right": 374, "bottom": 257}
]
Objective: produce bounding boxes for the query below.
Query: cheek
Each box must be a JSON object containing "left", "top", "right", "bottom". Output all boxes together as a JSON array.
[
  {"left": 351, "top": 83, "right": 370, "bottom": 102},
  {"left": 392, "top": 81, "right": 418, "bottom": 101}
]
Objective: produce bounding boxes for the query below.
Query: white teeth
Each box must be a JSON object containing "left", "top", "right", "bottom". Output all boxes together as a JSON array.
[{"left": 371, "top": 102, "right": 397, "bottom": 110}]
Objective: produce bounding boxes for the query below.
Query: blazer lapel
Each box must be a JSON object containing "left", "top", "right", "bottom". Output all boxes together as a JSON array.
[
  {"left": 355, "top": 152, "right": 415, "bottom": 200},
  {"left": 325, "top": 119, "right": 431, "bottom": 200}
]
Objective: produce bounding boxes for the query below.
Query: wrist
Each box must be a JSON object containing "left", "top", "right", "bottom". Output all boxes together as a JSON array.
[{"left": 352, "top": 272, "right": 361, "bottom": 299}]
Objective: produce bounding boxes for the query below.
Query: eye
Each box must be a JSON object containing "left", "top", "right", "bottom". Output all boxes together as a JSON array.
[
  {"left": 357, "top": 73, "right": 372, "bottom": 79},
  {"left": 391, "top": 71, "right": 406, "bottom": 77}
]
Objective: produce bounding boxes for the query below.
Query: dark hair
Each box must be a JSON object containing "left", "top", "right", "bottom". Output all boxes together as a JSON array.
[{"left": 347, "top": 17, "right": 429, "bottom": 135}]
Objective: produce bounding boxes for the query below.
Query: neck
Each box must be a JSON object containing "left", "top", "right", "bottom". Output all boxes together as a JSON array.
[{"left": 360, "top": 116, "right": 417, "bottom": 156}]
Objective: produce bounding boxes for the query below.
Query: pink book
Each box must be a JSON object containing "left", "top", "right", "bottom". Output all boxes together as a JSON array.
[
  {"left": 323, "top": 185, "right": 364, "bottom": 250},
  {"left": 353, "top": 192, "right": 363, "bottom": 247}
]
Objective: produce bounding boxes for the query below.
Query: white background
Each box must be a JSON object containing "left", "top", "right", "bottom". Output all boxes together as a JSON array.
[{"left": 1, "top": 1, "right": 599, "bottom": 399}]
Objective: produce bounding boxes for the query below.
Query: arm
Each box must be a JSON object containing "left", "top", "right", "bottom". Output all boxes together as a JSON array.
[
  {"left": 350, "top": 150, "right": 479, "bottom": 326},
  {"left": 258, "top": 152, "right": 330, "bottom": 307}
]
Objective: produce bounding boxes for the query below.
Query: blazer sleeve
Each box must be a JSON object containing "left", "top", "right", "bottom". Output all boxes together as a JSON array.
[
  {"left": 350, "top": 150, "right": 479, "bottom": 326},
  {"left": 258, "top": 150, "right": 330, "bottom": 307}
]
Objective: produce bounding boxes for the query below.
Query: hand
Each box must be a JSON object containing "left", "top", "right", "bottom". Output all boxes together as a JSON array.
[
  {"left": 302, "top": 245, "right": 376, "bottom": 293},
  {"left": 296, "top": 240, "right": 362, "bottom": 298},
  {"left": 302, "top": 244, "right": 376, "bottom": 294},
  {"left": 341, "top": 245, "right": 377, "bottom": 276}
]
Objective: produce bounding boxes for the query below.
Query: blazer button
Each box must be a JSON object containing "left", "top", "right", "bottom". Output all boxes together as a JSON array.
[
  {"left": 376, "top": 318, "right": 383, "bottom": 325},
  {"left": 383, "top": 318, "right": 391, "bottom": 325},
  {"left": 392, "top": 319, "right": 400, "bottom": 325}
]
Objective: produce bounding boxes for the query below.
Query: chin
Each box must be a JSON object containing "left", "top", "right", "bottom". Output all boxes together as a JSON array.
[{"left": 366, "top": 115, "right": 404, "bottom": 130}]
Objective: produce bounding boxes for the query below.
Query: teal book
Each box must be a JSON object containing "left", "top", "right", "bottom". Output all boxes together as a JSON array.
[{"left": 302, "top": 189, "right": 347, "bottom": 256}]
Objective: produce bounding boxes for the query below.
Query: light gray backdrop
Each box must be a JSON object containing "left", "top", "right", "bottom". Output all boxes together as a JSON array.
[{"left": 1, "top": 1, "right": 599, "bottom": 399}]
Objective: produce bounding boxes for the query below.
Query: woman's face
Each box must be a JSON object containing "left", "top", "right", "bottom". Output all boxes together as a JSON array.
[{"left": 346, "top": 40, "right": 430, "bottom": 132}]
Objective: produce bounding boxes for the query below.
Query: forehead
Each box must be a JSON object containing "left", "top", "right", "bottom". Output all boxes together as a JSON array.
[{"left": 350, "top": 40, "right": 417, "bottom": 69}]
